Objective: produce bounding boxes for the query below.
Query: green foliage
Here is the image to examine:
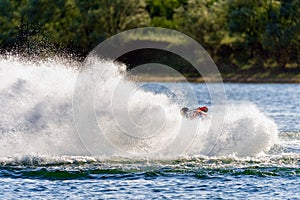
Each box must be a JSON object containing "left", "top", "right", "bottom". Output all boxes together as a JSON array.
[
  {"left": 174, "top": 0, "right": 234, "bottom": 72},
  {"left": 174, "top": 0, "right": 227, "bottom": 50},
  {"left": 227, "top": 0, "right": 300, "bottom": 70},
  {"left": 227, "top": 0, "right": 268, "bottom": 69},
  {"left": 76, "top": 0, "right": 150, "bottom": 39},
  {"left": 0, "top": 0, "right": 19, "bottom": 46},
  {"left": 0, "top": 0, "right": 299, "bottom": 72},
  {"left": 145, "top": 0, "right": 186, "bottom": 28},
  {"left": 0, "top": 0, "right": 150, "bottom": 55},
  {"left": 262, "top": 0, "right": 300, "bottom": 70}
]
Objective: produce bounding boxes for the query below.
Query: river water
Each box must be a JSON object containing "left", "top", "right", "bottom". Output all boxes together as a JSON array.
[{"left": 0, "top": 57, "right": 299, "bottom": 199}]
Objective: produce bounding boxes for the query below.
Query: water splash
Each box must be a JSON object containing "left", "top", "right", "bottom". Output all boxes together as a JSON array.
[{"left": 0, "top": 56, "right": 279, "bottom": 158}]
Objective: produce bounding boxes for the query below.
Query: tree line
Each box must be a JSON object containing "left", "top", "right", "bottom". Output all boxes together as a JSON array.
[{"left": 0, "top": 0, "right": 299, "bottom": 72}]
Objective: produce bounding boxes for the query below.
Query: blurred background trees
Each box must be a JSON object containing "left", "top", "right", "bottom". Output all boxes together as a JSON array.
[{"left": 0, "top": 0, "right": 299, "bottom": 72}]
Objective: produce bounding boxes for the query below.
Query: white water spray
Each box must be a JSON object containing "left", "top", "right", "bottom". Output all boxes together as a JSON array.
[{"left": 0, "top": 56, "right": 278, "bottom": 158}]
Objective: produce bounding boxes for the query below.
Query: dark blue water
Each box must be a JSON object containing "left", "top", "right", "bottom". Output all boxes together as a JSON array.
[
  {"left": 224, "top": 83, "right": 300, "bottom": 132},
  {"left": 1, "top": 83, "right": 299, "bottom": 199},
  {"left": 0, "top": 58, "right": 299, "bottom": 199}
]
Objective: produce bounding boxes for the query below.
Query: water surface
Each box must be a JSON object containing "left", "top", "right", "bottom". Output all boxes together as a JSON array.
[{"left": 0, "top": 58, "right": 299, "bottom": 199}]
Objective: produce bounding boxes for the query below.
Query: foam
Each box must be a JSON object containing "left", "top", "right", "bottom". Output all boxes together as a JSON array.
[{"left": 0, "top": 56, "right": 279, "bottom": 158}]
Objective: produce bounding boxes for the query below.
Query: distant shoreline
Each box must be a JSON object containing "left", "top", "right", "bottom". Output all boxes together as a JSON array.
[{"left": 128, "top": 73, "right": 300, "bottom": 83}]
